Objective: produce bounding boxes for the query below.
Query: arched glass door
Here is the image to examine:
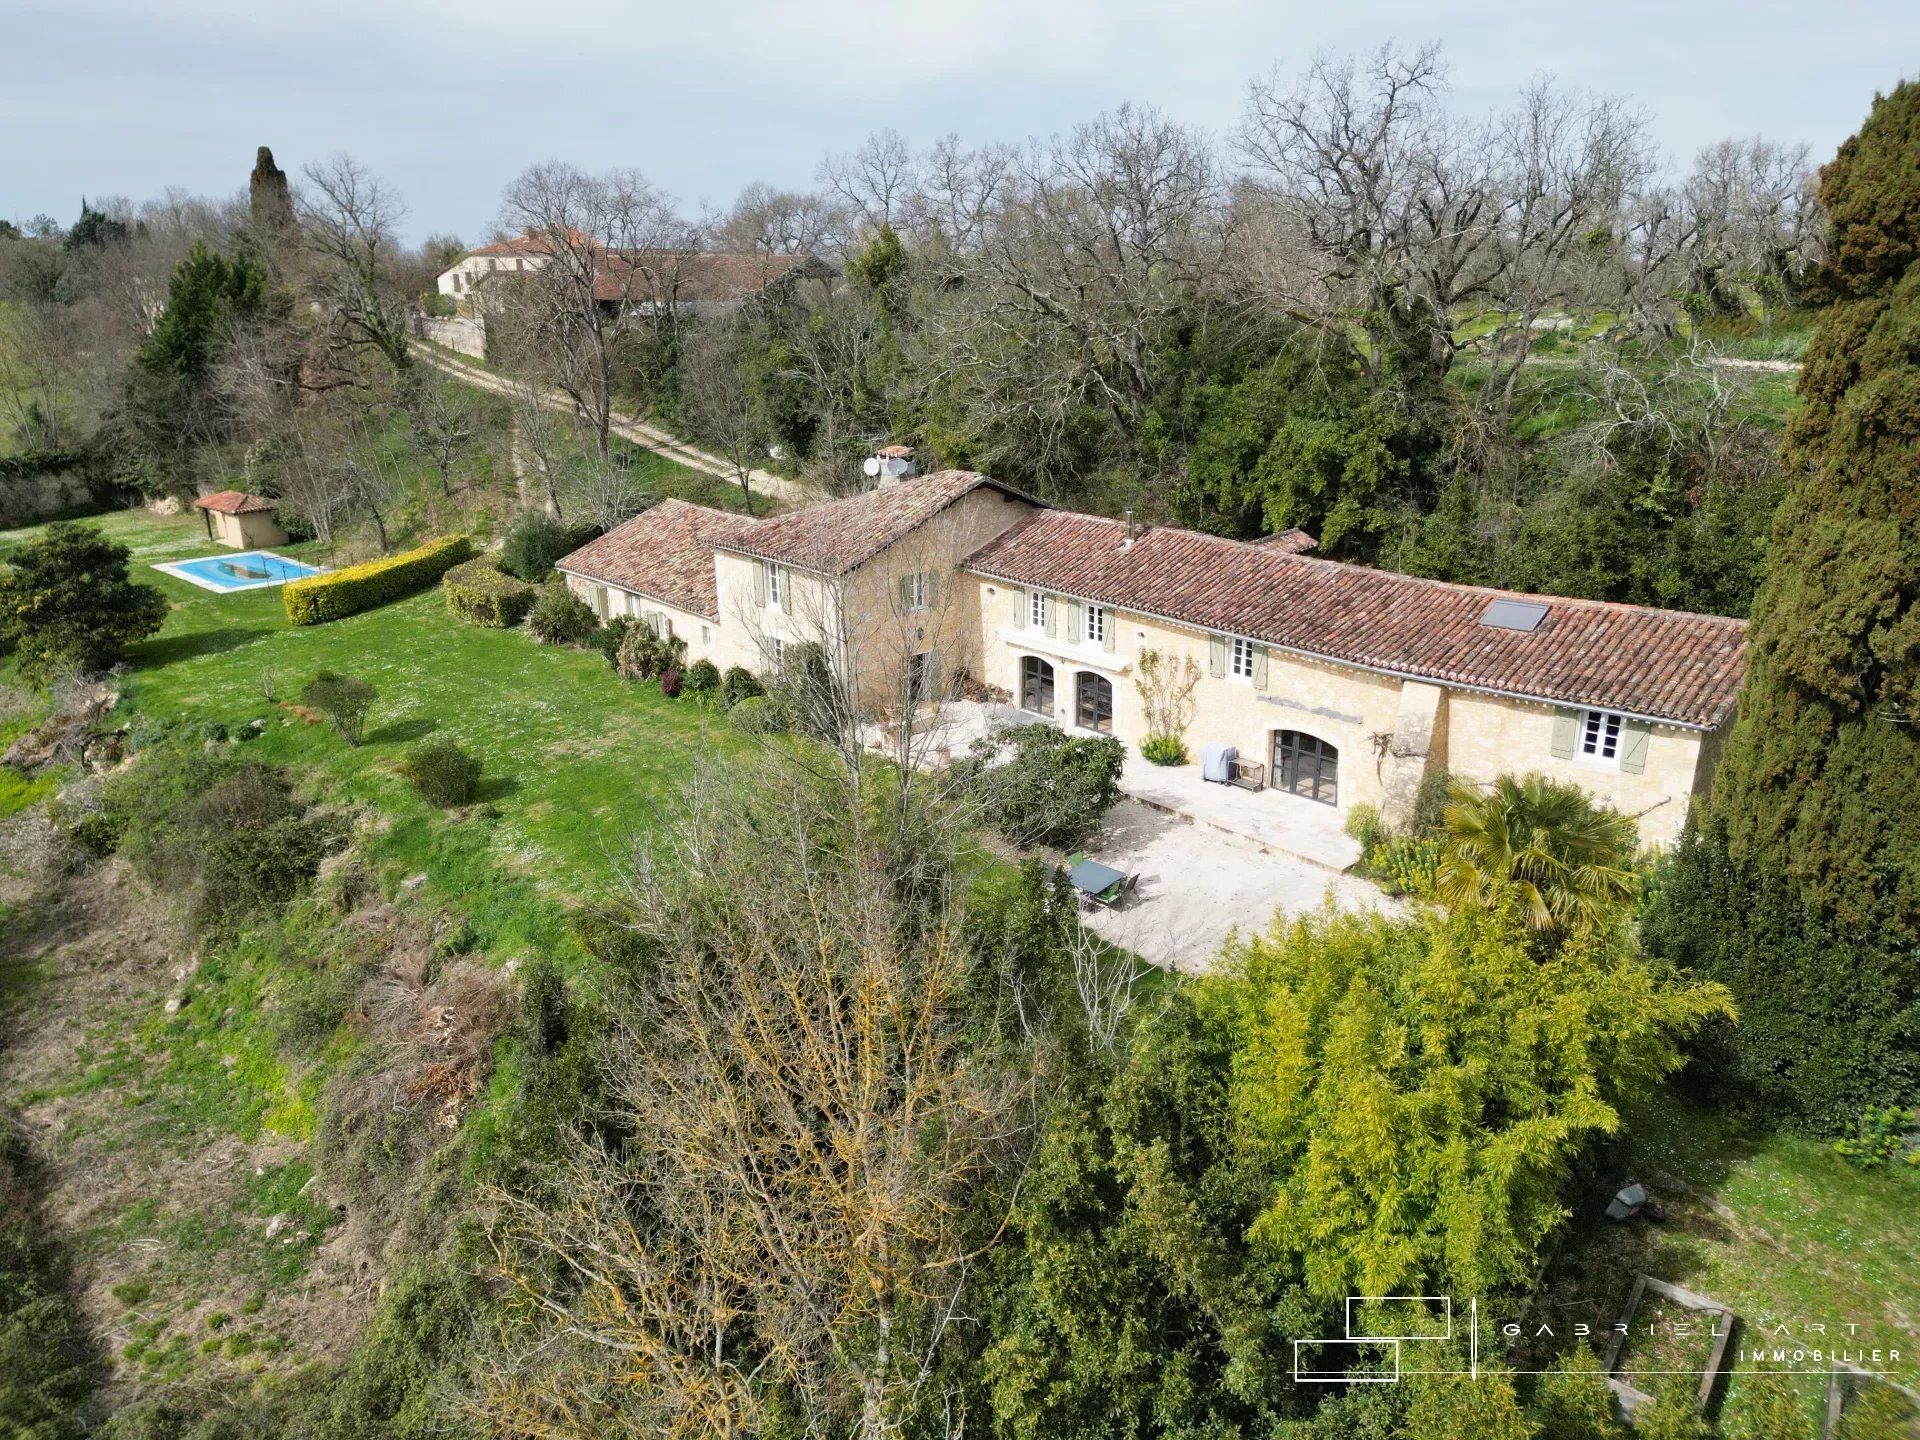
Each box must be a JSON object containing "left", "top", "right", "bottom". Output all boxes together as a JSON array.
[
  {"left": 1273, "top": 730, "right": 1338, "bottom": 805},
  {"left": 1020, "top": 656, "right": 1055, "bottom": 715},
  {"left": 1075, "top": 672, "right": 1113, "bottom": 733}
]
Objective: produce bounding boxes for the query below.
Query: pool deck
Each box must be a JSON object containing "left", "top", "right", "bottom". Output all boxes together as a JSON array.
[{"left": 151, "top": 550, "right": 327, "bottom": 593}]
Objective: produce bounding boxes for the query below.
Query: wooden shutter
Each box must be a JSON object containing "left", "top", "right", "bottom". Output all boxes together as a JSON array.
[
  {"left": 1550, "top": 707, "right": 1579, "bottom": 759},
  {"left": 926, "top": 572, "right": 939, "bottom": 608},
  {"left": 1209, "top": 634, "right": 1227, "bottom": 678},
  {"left": 1043, "top": 595, "right": 1058, "bottom": 638},
  {"left": 1102, "top": 611, "right": 1116, "bottom": 653},
  {"left": 1013, "top": 587, "right": 1026, "bottom": 624},
  {"left": 897, "top": 574, "right": 912, "bottom": 610},
  {"left": 1619, "top": 718, "right": 1651, "bottom": 774},
  {"left": 1063, "top": 600, "right": 1082, "bottom": 644},
  {"left": 752, "top": 560, "right": 768, "bottom": 606},
  {"left": 1252, "top": 644, "right": 1269, "bottom": 689}
]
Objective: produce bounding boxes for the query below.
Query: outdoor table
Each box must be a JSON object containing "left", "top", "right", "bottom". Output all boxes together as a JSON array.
[{"left": 1067, "top": 858, "right": 1127, "bottom": 903}]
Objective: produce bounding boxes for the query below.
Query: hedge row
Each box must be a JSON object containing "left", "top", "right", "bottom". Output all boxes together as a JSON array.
[
  {"left": 442, "top": 555, "right": 536, "bottom": 628},
  {"left": 284, "top": 534, "right": 473, "bottom": 626}
]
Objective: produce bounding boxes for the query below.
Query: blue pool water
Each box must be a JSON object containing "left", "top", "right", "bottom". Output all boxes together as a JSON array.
[{"left": 157, "top": 551, "right": 325, "bottom": 592}]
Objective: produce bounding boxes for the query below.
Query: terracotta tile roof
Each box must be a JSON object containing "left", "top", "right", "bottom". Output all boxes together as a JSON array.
[
  {"left": 460, "top": 246, "right": 833, "bottom": 305},
  {"left": 555, "top": 499, "right": 760, "bottom": 620},
  {"left": 1254, "top": 526, "right": 1318, "bottom": 554},
  {"left": 193, "top": 490, "right": 275, "bottom": 516},
  {"left": 876, "top": 444, "right": 916, "bottom": 459},
  {"left": 464, "top": 235, "right": 555, "bottom": 260},
  {"left": 717, "top": 470, "right": 1039, "bottom": 577},
  {"left": 964, "top": 511, "right": 1748, "bottom": 727}
]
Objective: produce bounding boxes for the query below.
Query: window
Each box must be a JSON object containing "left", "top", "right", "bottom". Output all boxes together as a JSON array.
[
  {"left": 1579, "top": 709, "right": 1623, "bottom": 763},
  {"left": 1028, "top": 590, "right": 1047, "bottom": 629},
  {"left": 1274, "top": 731, "right": 1338, "bottom": 806},
  {"left": 1075, "top": 672, "right": 1113, "bottom": 733},
  {"left": 700, "top": 625, "right": 711, "bottom": 645},
  {"left": 1083, "top": 604, "right": 1107, "bottom": 646},
  {"left": 1230, "top": 636, "right": 1256, "bottom": 679},
  {"left": 903, "top": 570, "right": 930, "bottom": 612},
  {"left": 1020, "top": 656, "right": 1055, "bottom": 715},
  {"left": 766, "top": 564, "right": 784, "bottom": 610},
  {"left": 770, "top": 636, "right": 786, "bottom": 667}
]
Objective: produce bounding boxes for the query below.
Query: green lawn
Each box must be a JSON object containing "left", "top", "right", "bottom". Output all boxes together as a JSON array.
[
  {"left": 5, "top": 508, "right": 754, "bottom": 909},
  {"left": 1528, "top": 1089, "right": 1920, "bottom": 1426}
]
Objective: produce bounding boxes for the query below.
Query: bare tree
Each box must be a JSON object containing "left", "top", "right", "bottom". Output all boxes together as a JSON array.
[
  {"left": 562, "top": 451, "right": 650, "bottom": 532},
  {"left": 496, "top": 162, "right": 687, "bottom": 458},
  {"left": 819, "top": 128, "right": 919, "bottom": 239},
  {"left": 402, "top": 374, "right": 479, "bottom": 497},
  {"left": 678, "top": 321, "right": 765, "bottom": 513},
  {"left": 504, "top": 370, "right": 569, "bottom": 519},
  {"left": 298, "top": 154, "right": 415, "bottom": 378},
  {"left": 718, "top": 181, "right": 844, "bottom": 257},
  {"left": 483, "top": 757, "right": 1039, "bottom": 1440},
  {"left": 1235, "top": 47, "right": 1654, "bottom": 402}
]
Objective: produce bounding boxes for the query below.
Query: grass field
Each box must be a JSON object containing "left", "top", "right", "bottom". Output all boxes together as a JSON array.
[
  {"left": 4, "top": 508, "right": 759, "bottom": 903},
  {"left": 1527, "top": 1089, "right": 1920, "bottom": 1430}
]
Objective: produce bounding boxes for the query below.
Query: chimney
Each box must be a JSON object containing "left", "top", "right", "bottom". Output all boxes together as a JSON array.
[
  {"left": 862, "top": 443, "right": 919, "bottom": 488},
  {"left": 1122, "top": 509, "right": 1136, "bottom": 548}
]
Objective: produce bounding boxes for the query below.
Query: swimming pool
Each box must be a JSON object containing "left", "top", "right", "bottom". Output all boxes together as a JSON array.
[{"left": 154, "top": 550, "right": 327, "bottom": 593}]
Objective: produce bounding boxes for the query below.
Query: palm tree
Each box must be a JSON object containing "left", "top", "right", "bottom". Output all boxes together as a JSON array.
[{"left": 1434, "top": 774, "right": 1639, "bottom": 934}]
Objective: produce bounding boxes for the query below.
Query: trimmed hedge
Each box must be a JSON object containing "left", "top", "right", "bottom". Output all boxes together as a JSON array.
[
  {"left": 442, "top": 555, "right": 536, "bottom": 628},
  {"left": 283, "top": 535, "right": 472, "bottom": 626}
]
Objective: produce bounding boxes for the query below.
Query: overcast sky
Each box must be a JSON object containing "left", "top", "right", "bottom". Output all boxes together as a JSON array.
[{"left": 3, "top": 0, "right": 1916, "bottom": 244}]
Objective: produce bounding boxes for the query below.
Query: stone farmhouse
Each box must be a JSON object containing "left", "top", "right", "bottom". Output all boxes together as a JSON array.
[
  {"left": 556, "top": 470, "right": 1747, "bottom": 846},
  {"left": 435, "top": 236, "right": 834, "bottom": 319}
]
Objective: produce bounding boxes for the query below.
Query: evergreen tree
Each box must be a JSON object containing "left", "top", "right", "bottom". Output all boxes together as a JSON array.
[
  {"left": 0, "top": 521, "right": 168, "bottom": 683},
  {"left": 1647, "top": 83, "right": 1920, "bottom": 1130}
]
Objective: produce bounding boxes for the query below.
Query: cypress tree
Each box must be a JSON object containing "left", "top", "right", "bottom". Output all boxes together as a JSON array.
[{"left": 1647, "top": 83, "right": 1920, "bottom": 1130}]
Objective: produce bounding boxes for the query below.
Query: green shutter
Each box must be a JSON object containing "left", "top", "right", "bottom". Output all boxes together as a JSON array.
[
  {"left": 1102, "top": 610, "right": 1116, "bottom": 653},
  {"left": 752, "top": 560, "right": 768, "bottom": 606},
  {"left": 926, "top": 572, "right": 939, "bottom": 608},
  {"left": 1619, "top": 718, "right": 1651, "bottom": 775},
  {"left": 1063, "top": 600, "right": 1082, "bottom": 643},
  {"left": 897, "top": 574, "right": 912, "bottom": 610},
  {"left": 1209, "top": 634, "right": 1227, "bottom": 678},
  {"left": 1043, "top": 595, "right": 1058, "bottom": 639},
  {"left": 1251, "top": 644, "right": 1269, "bottom": 689},
  {"left": 1550, "top": 707, "right": 1579, "bottom": 759},
  {"left": 1014, "top": 587, "right": 1026, "bottom": 624}
]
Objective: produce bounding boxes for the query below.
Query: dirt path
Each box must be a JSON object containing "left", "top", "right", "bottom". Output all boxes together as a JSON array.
[{"left": 411, "top": 341, "right": 820, "bottom": 508}]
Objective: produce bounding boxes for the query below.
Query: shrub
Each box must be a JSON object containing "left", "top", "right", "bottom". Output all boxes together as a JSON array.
[
  {"left": 525, "top": 580, "right": 598, "bottom": 646},
  {"left": 1372, "top": 834, "right": 1443, "bottom": 897},
  {"left": 614, "top": 622, "right": 684, "bottom": 680},
  {"left": 1343, "top": 801, "right": 1387, "bottom": 856},
  {"left": 957, "top": 724, "right": 1125, "bottom": 851},
  {"left": 729, "top": 695, "right": 788, "bottom": 735},
  {"left": 0, "top": 519, "right": 167, "bottom": 684},
  {"left": 499, "top": 511, "right": 575, "bottom": 582},
  {"left": 659, "top": 667, "right": 682, "bottom": 698},
  {"left": 720, "top": 665, "right": 764, "bottom": 708},
  {"left": 593, "top": 615, "right": 633, "bottom": 667},
  {"left": 441, "top": 555, "right": 535, "bottom": 628},
  {"left": 1138, "top": 733, "right": 1186, "bottom": 767},
  {"left": 399, "top": 737, "right": 481, "bottom": 807},
  {"left": 1832, "top": 1104, "right": 1920, "bottom": 1169},
  {"left": 101, "top": 746, "right": 339, "bottom": 924},
  {"left": 773, "top": 640, "right": 849, "bottom": 740},
  {"left": 682, "top": 659, "right": 720, "bottom": 695},
  {"left": 283, "top": 535, "right": 471, "bottom": 626},
  {"left": 303, "top": 670, "right": 376, "bottom": 746}
]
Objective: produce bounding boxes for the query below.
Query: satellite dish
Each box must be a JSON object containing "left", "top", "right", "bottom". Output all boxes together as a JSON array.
[{"left": 862, "top": 457, "right": 881, "bottom": 477}]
